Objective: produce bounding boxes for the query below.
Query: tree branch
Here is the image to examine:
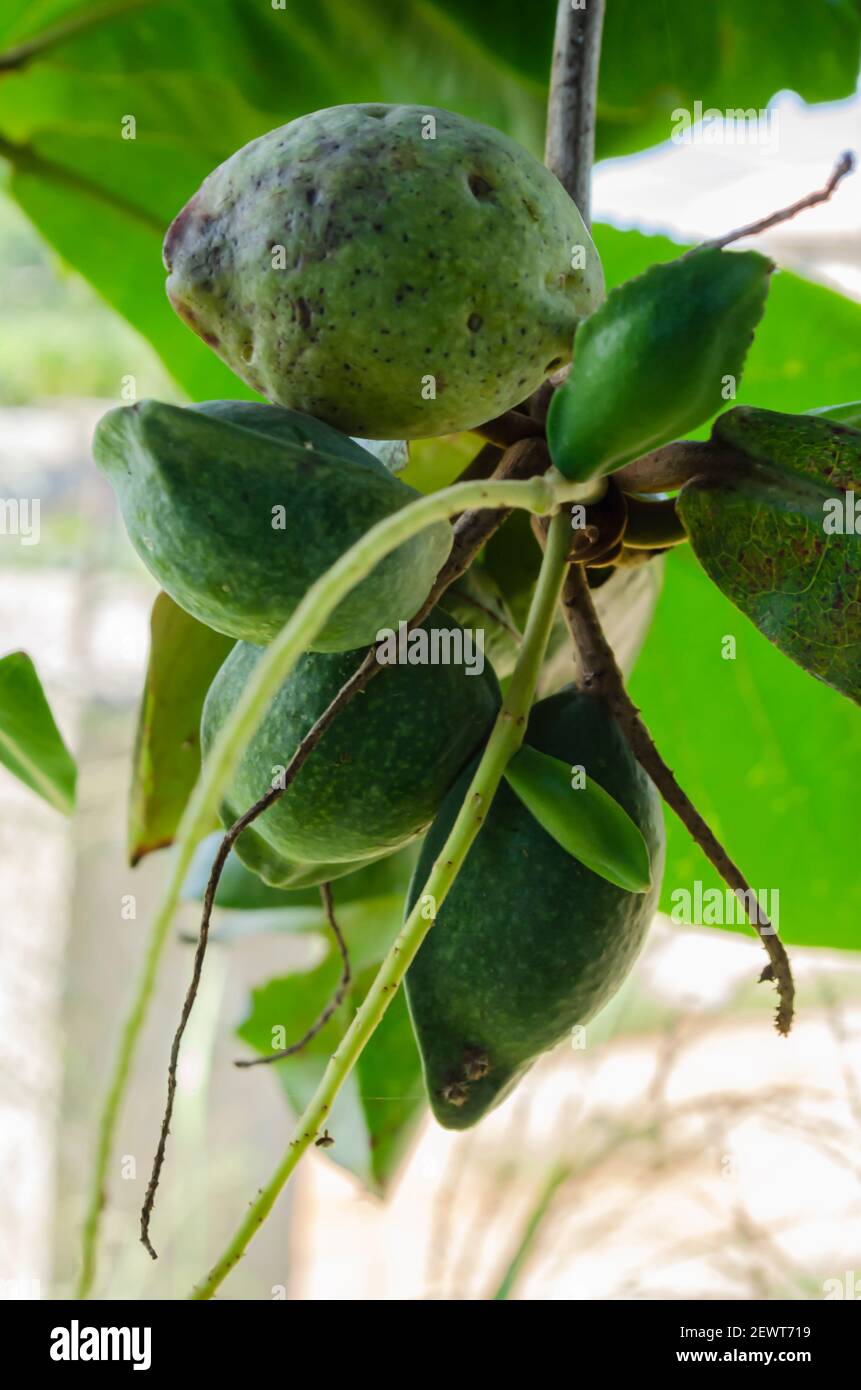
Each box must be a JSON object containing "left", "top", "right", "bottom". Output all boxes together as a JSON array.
[
  {"left": 561, "top": 563, "right": 795, "bottom": 1036},
  {"left": 544, "top": 0, "right": 606, "bottom": 221},
  {"left": 614, "top": 439, "right": 747, "bottom": 495}
]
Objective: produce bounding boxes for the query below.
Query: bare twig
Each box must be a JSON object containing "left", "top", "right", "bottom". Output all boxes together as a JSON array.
[
  {"left": 561, "top": 563, "right": 795, "bottom": 1035},
  {"left": 544, "top": 0, "right": 606, "bottom": 221},
  {"left": 701, "top": 151, "right": 854, "bottom": 252},
  {"left": 235, "top": 883, "right": 351, "bottom": 1068}
]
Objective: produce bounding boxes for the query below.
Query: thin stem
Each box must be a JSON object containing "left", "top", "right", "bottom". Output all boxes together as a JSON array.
[
  {"left": 544, "top": 0, "right": 605, "bottom": 221},
  {"left": 491, "top": 1162, "right": 570, "bottom": 1300},
  {"left": 561, "top": 564, "right": 795, "bottom": 1035},
  {"left": 701, "top": 152, "right": 854, "bottom": 251},
  {"left": 77, "top": 466, "right": 584, "bottom": 1296},
  {"left": 235, "top": 883, "right": 350, "bottom": 1068},
  {"left": 188, "top": 511, "right": 573, "bottom": 1299}
]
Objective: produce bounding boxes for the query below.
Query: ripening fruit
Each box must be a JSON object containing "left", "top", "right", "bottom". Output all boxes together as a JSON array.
[{"left": 164, "top": 104, "right": 604, "bottom": 438}]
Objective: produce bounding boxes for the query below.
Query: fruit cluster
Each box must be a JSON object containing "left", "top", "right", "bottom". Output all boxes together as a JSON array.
[{"left": 95, "top": 104, "right": 664, "bottom": 1128}]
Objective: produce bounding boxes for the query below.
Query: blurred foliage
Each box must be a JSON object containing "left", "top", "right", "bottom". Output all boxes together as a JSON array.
[
  {"left": 0, "top": 649, "right": 76, "bottom": 811},
  {"left": 0, "top": 182, "right": 174, "bottom": 403}
]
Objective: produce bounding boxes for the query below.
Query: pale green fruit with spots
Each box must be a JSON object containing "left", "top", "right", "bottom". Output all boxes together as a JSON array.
[{"left": 164, "top": 104, "right": 604, "bottom": 438}]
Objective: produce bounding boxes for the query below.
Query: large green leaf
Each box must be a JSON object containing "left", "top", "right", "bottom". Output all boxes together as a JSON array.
[
  {"left": 547, "top": 248, "right": 772, "bottom": 481},
  {"left": 128, "top": 592, "right": 233, "bottom": 864},
  {"left": 628, "top": 546, "right": 861, "bottom": 950},
  {"left": 0, "top": 650, "right": 76, "bottom": 812}
]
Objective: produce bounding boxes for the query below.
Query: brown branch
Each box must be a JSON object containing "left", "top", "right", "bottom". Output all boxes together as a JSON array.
[
  {"left": 561, "top": 563, "right": 795, "bottom": 1036},
  {"left": 544, "top": 0, "right": 605, "bottom": 222},
  {"left": 471, "top": 411, "right": 543, "bottom": 448},
  {"left": 701, "top": 151, "right": 855, "bottom": 251},
  {"left": 235, "top": 883, "right": 350, "bottom": 1068},
  {"left": 139, "top": 436, "right": 550, "bottom": 1252},
  {"left": 614, "top": 439, "right": 747, "bottom": 495}
]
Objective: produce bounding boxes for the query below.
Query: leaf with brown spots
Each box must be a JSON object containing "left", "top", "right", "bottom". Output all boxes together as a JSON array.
[{"left": 678, "top": 407, "right": 861, "bottom": 705}]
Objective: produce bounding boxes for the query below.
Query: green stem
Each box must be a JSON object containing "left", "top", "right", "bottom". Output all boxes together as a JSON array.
[
  {"left": 492, "top": 1162, "right": 570, "bottom": 1300},
  {"left": 77, "top": 475, "right": 584, "bottom": 1298},
  {"left": 188, "top": 510, "right": 572, "bottom": 1299}
]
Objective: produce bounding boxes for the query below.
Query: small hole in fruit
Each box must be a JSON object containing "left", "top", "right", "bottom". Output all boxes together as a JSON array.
[
  {"left": 545, "top": 356, "right": 563, "bottom": 372},
  {"left": 467, "top": 313, "right": 483, "bottom": 332},
  {"left": 240, "top": 341, "right": 254, "bottom": 363},
  {"left": 364, "top": 106, "right": 388, "bottom": 119},
  {"left": 468, "top": 173, "right": 493, "bottom": 200}
]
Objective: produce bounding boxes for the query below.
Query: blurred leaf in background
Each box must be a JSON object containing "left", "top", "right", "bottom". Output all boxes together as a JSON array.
[
  {"left": 128, "top": 593, "right": 234, "bottom": 865},
  {"left": 0, "top": 649, "right": 75, "bottom": 811},
  {"left": 629, "top": 546, "right": 861, "bottom": 951}
]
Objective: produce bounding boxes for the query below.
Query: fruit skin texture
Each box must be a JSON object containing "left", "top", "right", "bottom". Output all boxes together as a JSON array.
[
  {"left": 200, "top": 614, "right": 501, "bottom": 882},
  {"left": 93, "top": 399, "right": 451, "bottom": 651},
  {"left": 405, "top": 689, "right": 665, "bottom": 1130},
  {"left": 163, "top": 104, "right": 604, "bottom": 438}
]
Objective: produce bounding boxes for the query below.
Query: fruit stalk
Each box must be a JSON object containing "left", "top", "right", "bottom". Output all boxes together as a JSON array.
[
  {"left": 77, "top": 469, "right": 587, "bottom": 1296},
  {"left": 188, "top": 509, "right": 573, "bottom": 1300}
]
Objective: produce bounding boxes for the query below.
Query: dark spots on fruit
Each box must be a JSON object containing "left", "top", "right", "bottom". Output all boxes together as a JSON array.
[
  {"left": 294, "top": 297, "right": 312, "bottom": 330},
  {"left": 364, "top": 106, "right": 388, "bottom": 119},
  {"left": 467, "top": 313, "right": 483, "bottom": 332},
  {"left": 394, "top": 284, "right": 415, "bottom": 305},
  {"left": 522, "top": 197, "right": 539, "bottom": 221},
  {"left": 468, "top": 173, "right": 493, "bottom": 200},
  {"left": 305, "top": 187, "right": 318, "bottom": 206},
  {"left": 202, "top": 330, "right": 220, "bottom": 348},
  {"left": 441, "top": 1081, "right": 469, "bottom": 1108},
  {"left": 462, "top": 1047, "right": 490, "bottom": 1082},
  {"left": 545, "top": 356, "right": 563, "bottom": 372}
]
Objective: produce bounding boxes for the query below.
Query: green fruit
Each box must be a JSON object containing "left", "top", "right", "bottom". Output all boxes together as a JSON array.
[
  {"left": 93, "top": 399, "right": 451, "bottom": 650},
  {"left": 164, "top": 104, "right": 604, "bottom": 438},
  {"left": 405, "top": 689, "right": 665, "bottom": 1129},
  {"left": 201, "top": 613, "right": 500, "bottom": 882}
]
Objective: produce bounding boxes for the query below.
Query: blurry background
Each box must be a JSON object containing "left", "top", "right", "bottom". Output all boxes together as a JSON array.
[{"left": 1, "top": 1, "right": 860, "bottom": 1301}]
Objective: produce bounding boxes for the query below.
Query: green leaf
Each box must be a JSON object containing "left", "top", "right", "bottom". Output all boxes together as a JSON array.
[
  {"left": 629, "top": 546, "right": 861, "bottom": 950},
  {"left": 678, "top": 407, "right": 861, "bottom": 704},
  {"left": 0, "top": 650, "right": 75, "bottom": 812},
  {"left": 548, "top": 247, "right": 772, "bottom": 482},
  {"left": 592, "top": 226, "right": 861, "bottom": 424},
  {"left": 128, "top": 592, "right": 233, "bottom": 865},
  {"left": 807, "top": 401, "right": 861, "bottom": 429},
  {"left": 503, "top": 743, "right": 652, "bottom": 893},
  {"left": 236, "top": 921, "right": 424, "bottom": 1193}
]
